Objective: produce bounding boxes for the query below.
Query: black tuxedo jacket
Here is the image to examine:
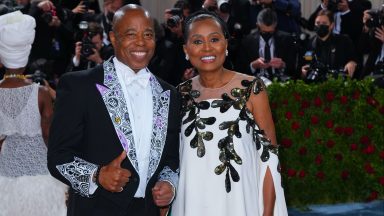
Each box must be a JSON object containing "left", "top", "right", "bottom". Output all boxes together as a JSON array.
[
  {"left": 48, "top": 58, "right": 180, "bottom": 216},
  {"left": 235, "top": 30, "right": 299, "bottom": 79}
]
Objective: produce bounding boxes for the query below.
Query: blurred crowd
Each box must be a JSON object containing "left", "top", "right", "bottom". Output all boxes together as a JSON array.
[{"left": 0, "top": 0, "right": 383, "bottom": 88}]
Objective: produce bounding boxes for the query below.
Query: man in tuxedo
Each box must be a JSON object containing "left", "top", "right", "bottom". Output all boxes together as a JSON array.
[
  {"left": 48, "top": 4, "right": 180, "bottom": 216},
  {"left": 235, "top": 8, "right": 298, "bottom": 80}
]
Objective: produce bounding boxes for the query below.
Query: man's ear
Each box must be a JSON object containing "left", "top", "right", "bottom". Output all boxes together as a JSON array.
[{"left": 109, "top": 31, "right": 116, "bottom": 48}]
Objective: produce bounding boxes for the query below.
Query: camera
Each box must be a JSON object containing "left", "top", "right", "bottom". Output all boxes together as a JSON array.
[
  {"left": 205, "top": 0, "right": 231, "bottom": 13},
  {"left": 29, "top": 70, "right": 47, "bottom": 85},
  {"left": 166, "top": 8, "right": 183, "bottom": 28},
  {"left": 41, "top": 8, "right": 57, "bottom": 24},
  {"left": 365, "top": 9, "right": 384, "bottom": 30},
  {"left": 303, "top": 51, "right": 328, "bottom": 83},
  {"left": 217, "top": 0, "right": 231, "bottom": 13},
  {"left": 81, "top": 36, "right": 95, "bottom": 58},
  {"left": 371, "top": 61, "right": 384, "bottom": 88},
  {"left": 78, "top": 21, "right": 95, "bottom": 58},
  {"left": 372, "top": 61, "right": 384, "bottom": 76},
  {"left": 303, "top": 51, "right": 346, "bottom": 83}
]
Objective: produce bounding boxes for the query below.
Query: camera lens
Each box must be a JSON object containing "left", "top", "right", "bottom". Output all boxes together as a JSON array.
[
  {"left": 217, "top": 0, "right": 230, "bottom": 13},
  {"left": 41, "top": 12, "right": 53, "bottom": 24},
  {"left": 167, "top": 15, "right": 181, "bottom": 28},
  {"left": 81, "top": 36, "right": 95, "bottom": 57}
]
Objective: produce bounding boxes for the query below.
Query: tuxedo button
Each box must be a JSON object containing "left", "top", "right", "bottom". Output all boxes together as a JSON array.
[{"left": 132, "top": 177, "right": 138, "bottom": 182}]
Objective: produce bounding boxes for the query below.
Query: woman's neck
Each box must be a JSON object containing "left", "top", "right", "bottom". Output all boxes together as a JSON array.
[
  {"left": 5, "top": 68, "right": 25, "bottom": 75},
  {"left": 198, "top": 68, "right": 231, "bottom": 88}
]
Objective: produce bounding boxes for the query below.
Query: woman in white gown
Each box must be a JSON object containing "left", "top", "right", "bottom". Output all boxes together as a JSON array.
[
  {"left": 0, "top": 11, "right": 67, "bottom": 216},
  {"left": 171, "top": 11, "right": 288, "bottom": 216}
]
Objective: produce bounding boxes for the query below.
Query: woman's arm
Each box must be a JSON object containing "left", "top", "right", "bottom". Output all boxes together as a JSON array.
[
  {"left": 247, "top": 87, "right": 276, "bottom": 216},
  {"left": 38, "top": 85, "right": 54, "bottom": 146}
]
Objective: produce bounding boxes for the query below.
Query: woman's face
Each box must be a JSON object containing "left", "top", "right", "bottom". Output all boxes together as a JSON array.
[{"left": 184, "top": 18, "right": 227, "bottom": 74}]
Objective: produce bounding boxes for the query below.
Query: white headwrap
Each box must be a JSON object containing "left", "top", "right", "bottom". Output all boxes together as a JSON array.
[{"left": 0, "top": 11, "right": 36, "bottom": 69}]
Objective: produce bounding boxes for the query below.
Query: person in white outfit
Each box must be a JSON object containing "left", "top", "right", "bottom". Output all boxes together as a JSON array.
[{"left": 0, "top": 10, "right": 67, "bottom": 216}]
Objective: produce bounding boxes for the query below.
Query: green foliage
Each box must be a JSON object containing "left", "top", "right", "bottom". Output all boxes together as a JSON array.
[{"left": 267, "top": 77, "right": 384, "bottom": 207}]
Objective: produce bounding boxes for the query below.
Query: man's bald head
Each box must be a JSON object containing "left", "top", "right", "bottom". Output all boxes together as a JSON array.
[
  {"left": 109, "top": 4, "right": 155, "bottom": 72},
  {"left": 112, "top": 4, "right": 152, "bottom": 33}
]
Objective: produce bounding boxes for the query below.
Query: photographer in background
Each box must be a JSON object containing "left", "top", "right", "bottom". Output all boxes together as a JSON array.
[
  {"left": 240, "top": 0, "right": 301, "bottom": 34},
  {"left": 307, "top": 0, "right": 370, "bottom": 48},
  {"left": 236, "top": 8, "right": 298, "bottom": 82},
  {"left": 69, "top": 21, "right": 113, "bottom": 71},
  {"left": 161, "top": 2, "right": 193, "bottom": 85},
  {"left": 357, "top": 8, "right": 384, "bottom": 87},
  {"left": 301, "top": 10, "right": 357, "bottom": 82},
  {"left": 26, "top": 0, "right": 75, "bottom": 77}
]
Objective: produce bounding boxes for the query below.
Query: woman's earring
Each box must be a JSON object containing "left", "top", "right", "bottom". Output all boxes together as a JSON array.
[
  {"left": 185, "top": 54, "right": 189, "bottom": 60},
  {"left": 225, "top": 49, "right": 228, "bottom": 56}
]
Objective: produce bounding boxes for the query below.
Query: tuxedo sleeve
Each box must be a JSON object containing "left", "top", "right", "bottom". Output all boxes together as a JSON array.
[
  {"left": 47, "top": 72, "right": 98, "bottom": 197},
  {"left": 158, "top": 89, "right": 181, "bottom": 192}
]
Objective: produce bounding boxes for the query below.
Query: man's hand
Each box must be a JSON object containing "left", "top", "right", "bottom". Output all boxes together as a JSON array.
[
  {"left": 251, "top": 57, "right": 269, "bottom": 69},
  {"left": 344, "top": 61, "right": 357, "bottom": 77},
  {"left": 98, "top": 151, "right": 131, "bottom": 193},
  {"left": 362, "top": 10, "right": 372, "bottom": 33},
  {"left": 49, "top": 16, "right": 61, "bottom": 27},
  {"left": 301, "top": 65, "right": 310, "bottom": 78},
  {"left": 74, "top": 41, "right": 82, "bottom": 61},
  {"left": 375, "top": 26, "right": 384, "bottom": 43},
  {"left": 268, "top": 57, "right": 285, "bottom": 69},
  {"left": 152, "top": 181, "right": 174, "bottom": 207},
  {"left": 72, "top": 1, "right": 87, "bottom": 14},
  {"left": 37, "top": 0, "right": 55, "bottom": 12},
  {"left": 87, "top": 48, "right": 103, "bottom": 64}
]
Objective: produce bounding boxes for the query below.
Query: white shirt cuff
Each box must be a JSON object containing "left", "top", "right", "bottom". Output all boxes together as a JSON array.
[
  {"left": 250, "top": 63, "right": 256, "bottom": 74},
  {"left": 88, "top": 166, "right": 99, "bottom": 195},
  {"left": 73, "top": 56, "right": 80, "bottom": 67}
]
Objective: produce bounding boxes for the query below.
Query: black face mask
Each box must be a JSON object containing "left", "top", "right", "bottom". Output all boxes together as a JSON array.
[
  {"left": 260, "top": 32, "right": 273, "bottom": 42},
  {"left": 315, "top": 24, "right": 330, "bottom": 38}
]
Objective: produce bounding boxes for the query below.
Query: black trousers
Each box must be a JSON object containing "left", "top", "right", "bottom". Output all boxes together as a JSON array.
[{"left": 126, "top": 198, "right": 146, "bottom": 216}]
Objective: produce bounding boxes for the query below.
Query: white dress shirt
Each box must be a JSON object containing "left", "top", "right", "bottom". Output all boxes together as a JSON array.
[
  {"left": 89, "top": 58, "right": 153, "bottom": 198},
  {"left": 333, "top": 10, "right": 350, "bottom": 34},
  {"left": 114, "top": 57, "right": 153, "bottom": 198},
  {"left": 249, "top": 37, "right": 275, "bottom": 75}
]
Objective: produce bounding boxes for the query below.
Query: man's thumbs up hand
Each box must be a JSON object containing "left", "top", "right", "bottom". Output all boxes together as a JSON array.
[{"left": 98, "top": 151, "right": 132, "bottom": 192}]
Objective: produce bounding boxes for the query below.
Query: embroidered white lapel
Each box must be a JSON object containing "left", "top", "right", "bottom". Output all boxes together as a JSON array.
[{"left": 96, "top": 59, "right": 170, "bottom": 180}]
